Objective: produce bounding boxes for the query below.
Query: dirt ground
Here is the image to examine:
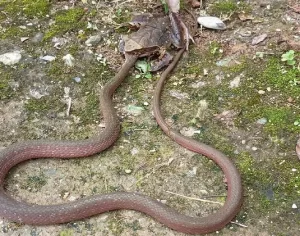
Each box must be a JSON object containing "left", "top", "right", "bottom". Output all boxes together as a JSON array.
[{"left": 0, "top": 0, "right": 300, "bottom": 235}]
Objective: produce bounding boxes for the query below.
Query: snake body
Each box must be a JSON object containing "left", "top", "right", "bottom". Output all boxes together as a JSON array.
[{"left": 0, "top": 49, "right": 242, "bottom": 234}]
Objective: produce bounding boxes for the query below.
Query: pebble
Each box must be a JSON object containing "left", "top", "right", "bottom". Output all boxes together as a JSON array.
[
  {"left": 0, "top": 51, "right": 22, "bottom": 65},
  {"left": 40, "top": 55, "right": 56, "bottom": 62},
  {"left": 252, "top": 146, "right": 258, "bottom": 151},
  {"left": 197, "top": 16, "right": 226, "bottom": 30},
  {"left": 131, "top": 148, "right": 139, "bottom": 155},
  {"left": 258, "top": 90, "right": 265, "bottom": 94},
  {"left": 257, "top": 118, "right": 267, "bottom": 125},
  {"left": 124, "top": 105, "right": 144, "bottom": 116},
  {"left": 125, "top": 169, "right": 132, "bottom": 174},
  {"left": 85, "top": 35, "right": 102, "bottom": 46},
  {"left": 73, "top": 77, "right": 81, "bottom": 83},
  {"left": 63, "top": 54, "right": 75, "bottom": 67},
  {"left": 169, "top": 90, "right": 189, "bottom": 99},
  {"left": 21, "top": 37, "right": 29, "bottom": 42},
  {"left": 292, "top": 203, "right": 297, "bottom": 209},
  {"left": 229, "top": 75, "right": 241, "bottom": 88},
  {"left": 32, "top": 32, "right": 44, "bottom": 43}
]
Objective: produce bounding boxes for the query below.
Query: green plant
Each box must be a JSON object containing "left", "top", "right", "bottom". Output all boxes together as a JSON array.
[
  {"left": 281, "top": 50, "right": 296, "bottom": 66},
  {"left": 160, "top": 0, "right": 169, "bottom": 13},
  {"left": 135, "top": 60, "right": 152, "bottom": 79}
]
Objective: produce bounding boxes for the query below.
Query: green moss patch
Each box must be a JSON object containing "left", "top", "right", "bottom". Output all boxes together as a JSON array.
[
  {"left": 210, "top": 0, "right": 251, "bottom": 15},
  {"left": 0, "top": 0, "right": 50, "bottom": 19},
  {"left": 44, "top": 8, "right": 85, "bottom": 40}
]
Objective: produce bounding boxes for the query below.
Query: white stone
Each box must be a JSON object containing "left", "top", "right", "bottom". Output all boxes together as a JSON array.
[
  {"left": 0, "top": 51, "right": 22, "bottom": 65},
  {"left": 197, "top": 16, "right": 226, "bottom": 30}
]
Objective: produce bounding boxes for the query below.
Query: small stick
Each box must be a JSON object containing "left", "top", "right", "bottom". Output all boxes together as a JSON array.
[
  {"left": 166, "top": 190, "right": 223, "bottom": 205},
  {"left": 230, "top": 221, "right": 248, "bottom": 228}
]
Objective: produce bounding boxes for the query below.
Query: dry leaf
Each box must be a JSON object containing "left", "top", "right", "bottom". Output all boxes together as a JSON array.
[{"left": 238, "top": 13, "right": 254, "bottom": 21}]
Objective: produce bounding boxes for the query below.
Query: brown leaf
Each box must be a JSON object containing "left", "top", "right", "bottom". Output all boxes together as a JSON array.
[{"left": 238, "top": 13, "right": 254, "bottom": 21}]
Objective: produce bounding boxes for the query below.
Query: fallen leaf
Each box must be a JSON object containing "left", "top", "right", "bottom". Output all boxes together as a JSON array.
[{"left": 238, "top": 13, "right": 254, "bottom": 21}]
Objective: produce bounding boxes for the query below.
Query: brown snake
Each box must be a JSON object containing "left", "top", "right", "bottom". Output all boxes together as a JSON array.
[{"left": 0, "top": 48, "right": 243, "bottom": 234}]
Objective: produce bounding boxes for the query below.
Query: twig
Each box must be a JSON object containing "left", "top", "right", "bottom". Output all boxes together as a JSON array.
[
  {"left": 66, "top": 97, "right": 72, "bottom": 117},
  {"left": 230, "top": 221, "right": 248, "bottom": 228},
  {"left": 166, "top": 190, "right": 223, "bottom": 205}
]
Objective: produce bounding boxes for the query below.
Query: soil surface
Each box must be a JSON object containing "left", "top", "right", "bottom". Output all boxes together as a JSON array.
[{"left": 0, "top": 0, "right": 299, "bottom": 235}]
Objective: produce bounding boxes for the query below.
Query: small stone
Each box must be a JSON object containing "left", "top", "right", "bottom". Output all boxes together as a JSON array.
[
  {"left": 0, "top": 51, "right": 22, "bottom": 65},
  {"left": 63, "top": 54, "right": 75, "bottom": 67},
  {"left": 21, "top": 37, "right": 29, "bottom": 42},
  {"left": 292, "top": 203, "right": 297, "bottom": 209},
  {"left": 160, "top": 199, "right": 167, "bottom": 204},
  {"left": 258, "top": 90, "right": 265, "bottom": 94},
  {"left": 229, "top": 75, "right": 241, "bottom": 88},
  {"left": 241, "top": 140, "right": 246, "bottom": 144},
  {"left": 251, "top": 34, "right": 268, "bottom": 45},
  {"left": 257, "top": 118, "right": 267, "bottom": 125},
  {"left": 292, "top": 168, "right": 297, "bottom": 172},
  {"left": 85, "top": 35, "right": 102, "bottom": 46},
  {"left": 180, "top": 127, "right": 199, "bottom": 137},
  {"left": 267, "top": 87, "right": 271, "bottom": 91},
  {"left": 124, "top": 105, "right": 144, "bottom": 116},
  {"left": 131, "top": 148, "right": 139, "bottom": 155},
  {"left": 197, "top": 16, "right": 226, "bottom": 30},
  {"left": 73, "top": 77, "right": 81, "bottom": 83},
  {"left": 169, "top": 90, "right": 189, "bottom": 99},
  {"left": 68, "top": 196, "right": 77, "bottom": 201},
  {"left": 203, "top": 68, "right": 208, "bottom": 75},
  {"left": 252, "top": 146, "right": 258, "bottom": 151},
  {"left": 187, "top": 167, "right": 197, "bottom": 177},
  {"left": 40, "top": 55, "right": 56, "bottom": 62},
  {"left": 62, "top": 192, "right": 70, "bottom": 199},
  {"left": 143, "top": 102, "right": 149, "bottom": 106},
  {"left": 32, "top": 32, "right": 44, "bottom": 43},
  {"left": 125, "top": 169, "right": 132, "bottom": 174}
]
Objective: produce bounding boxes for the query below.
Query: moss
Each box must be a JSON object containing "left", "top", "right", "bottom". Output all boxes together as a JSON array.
[
  {"left": 0, "top": 26, "right": 27, "bottom": 39},
  {"left": 74, "top": 92, "right": 100, "bottom": 123},
  {"left": 237, "top": 152, "right": 270, "bottom": 186},
  {"left": 59, "top": 230, "right": 74, "bottom": 236},
  {"left": 125, "top": 220, "right": 142, "bottom": 232},
  {"left": 113, "top": 7, "right": 131, "bottom": 24},
  {"left": 22, "top": 0, "right": 50, "bottom": 18},
  {"left": 44, "top": 8, "right": 85, "bottom": 40},
  {"left": 1, "top": 0, "right": 50, "bottom": 18},
  {"left": 209, "top": 41, "right": 223, "bottom": 58},
  {"left": 272, "top": 159, "right": 300, "bottom": 197},
  {"left": 22, "top": 173, "right": 47, "bottom": 192},
  {"left": 261, "top": 57, "right": 300, "bottom": 97},
  {"left": 108, "top": 214, "right": 125, "bottom": 235},
  {"left": 0, "top": 69, "right": 15, "bottom": 100},
  {"left": 262, "top": 107, "right": 300, "bottom": 135},
  {"left": 24, "top": 95, "right": 64, "bottom": 120},
  {"left": 210, "top": 0, "right": 251, "bottom": 15}
]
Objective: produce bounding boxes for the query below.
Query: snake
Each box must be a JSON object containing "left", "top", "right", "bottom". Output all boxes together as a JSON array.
[{"left": 0, "top": 47, "right": 243, "bottom": 234}]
